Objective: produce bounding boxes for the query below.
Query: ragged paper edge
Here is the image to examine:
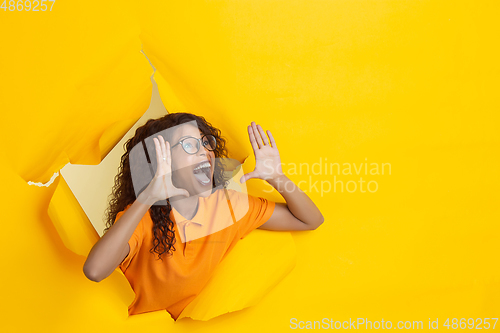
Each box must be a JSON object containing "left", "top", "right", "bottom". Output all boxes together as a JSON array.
[{"left": 177, "top": 230, "right": 297, "bottom": 321}]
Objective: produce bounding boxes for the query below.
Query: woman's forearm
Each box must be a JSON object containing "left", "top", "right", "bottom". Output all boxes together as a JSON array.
[
  {"left": 83, "top": 191, "right": 154, "bottom": 282},
  {"left": 267, "top": 174, "right": 324, "bottom": 229}
]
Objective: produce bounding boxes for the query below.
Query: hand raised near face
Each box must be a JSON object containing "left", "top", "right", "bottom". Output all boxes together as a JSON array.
[{"left": 139, "top": 135, "right": 190, "bottom": 205}]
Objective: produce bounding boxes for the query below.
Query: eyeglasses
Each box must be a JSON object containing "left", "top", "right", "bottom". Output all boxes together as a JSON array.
[{"left": 171, "top": 134, "right": 217, "bottom": 155}]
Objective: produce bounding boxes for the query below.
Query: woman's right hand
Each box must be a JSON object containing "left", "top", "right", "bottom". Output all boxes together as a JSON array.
[{"left": 139, "top": 135, "right": 190, "bottom": 205}]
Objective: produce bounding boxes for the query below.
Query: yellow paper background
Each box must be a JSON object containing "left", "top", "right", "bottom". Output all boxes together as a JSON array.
[{"left": 1, "top": 0, "right": 499, "bottom": 331}]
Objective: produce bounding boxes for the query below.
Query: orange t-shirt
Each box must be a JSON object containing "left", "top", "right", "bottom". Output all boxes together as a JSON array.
[{"left": 114, "top": 188, "right": 276, "bottom": 320}]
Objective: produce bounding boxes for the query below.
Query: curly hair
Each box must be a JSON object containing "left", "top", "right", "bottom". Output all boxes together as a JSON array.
[{"left": 103, "top": 112, "right": 230, "bottom": 262}]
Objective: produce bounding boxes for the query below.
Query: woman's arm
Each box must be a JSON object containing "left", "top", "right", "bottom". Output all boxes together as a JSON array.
[
  {"left": 239, "top": 121, "right": 324, "bottom": 231},
  {"left": 84, "top": 134, "right": 190, "bottom": 281},
  {"left": 258, "top": 174, "right": 324, "bottom": 231},
  {"left": 83, "top": 191, "right": 155, "bottom": 282}
]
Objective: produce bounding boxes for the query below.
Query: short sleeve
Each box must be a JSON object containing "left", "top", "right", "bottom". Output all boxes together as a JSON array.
[
  {"left": 238, "top": 194, "right": 276, "bottom": 240},
  {"left": 114, "top": 205, "right": 144, "bottom": 273}
]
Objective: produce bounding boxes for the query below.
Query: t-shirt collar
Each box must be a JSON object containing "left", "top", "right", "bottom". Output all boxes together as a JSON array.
[{"left": 170, "top": 196, "right": 205, "bottom": 226}]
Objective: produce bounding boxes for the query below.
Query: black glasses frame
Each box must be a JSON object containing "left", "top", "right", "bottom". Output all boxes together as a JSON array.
[{"left": 171, "top": 134, "right": 217, "bottom": 155}]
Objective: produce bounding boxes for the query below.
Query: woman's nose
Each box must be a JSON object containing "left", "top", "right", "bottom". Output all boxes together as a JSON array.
[
  {"left": 197, "top": 148, "right": 207, "bottom": 157},
  {"left": 199, "top": 145, "right": 211, "bottom": 155}
]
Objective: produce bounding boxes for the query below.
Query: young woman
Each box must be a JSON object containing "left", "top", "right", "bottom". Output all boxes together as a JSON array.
[{"left": 83, "top": 112, "right": 323, "bottom": 320}]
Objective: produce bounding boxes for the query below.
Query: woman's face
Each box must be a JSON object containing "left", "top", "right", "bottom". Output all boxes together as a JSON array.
[{"left": 168, "top": 124, "right": 216, "bottom": 197}]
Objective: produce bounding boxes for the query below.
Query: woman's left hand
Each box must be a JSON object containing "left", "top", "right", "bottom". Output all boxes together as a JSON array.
[{"left": 239, "top": 121, "right": 285, "bottom": 183}]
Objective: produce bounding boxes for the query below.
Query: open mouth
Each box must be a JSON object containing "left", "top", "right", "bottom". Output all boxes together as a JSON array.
[{"left": 192, "top": 161, "right": 212, "bottom": 186}]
